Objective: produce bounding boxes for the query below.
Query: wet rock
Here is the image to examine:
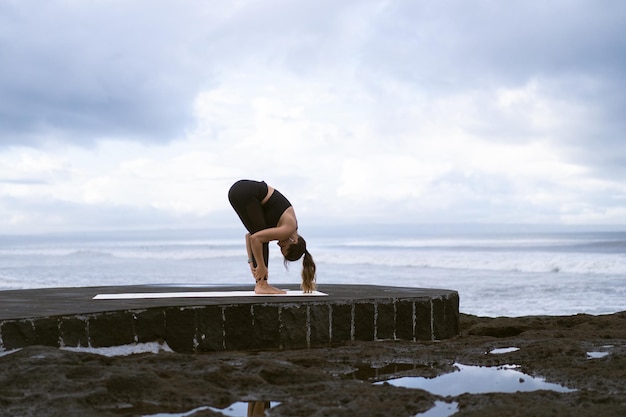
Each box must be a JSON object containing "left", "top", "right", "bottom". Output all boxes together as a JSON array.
[{"left": 0, "top": 312, "right": 625, "bottom": 416}]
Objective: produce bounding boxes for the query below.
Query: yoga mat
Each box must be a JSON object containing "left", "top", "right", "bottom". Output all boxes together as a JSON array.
[{"left": 93, "top": 290, "right": 328, "bottom": 300}]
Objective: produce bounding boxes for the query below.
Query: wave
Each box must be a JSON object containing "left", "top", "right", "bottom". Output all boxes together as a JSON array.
[
  {"left": 2, "top": 233, "right": 625, "bottom": 273},
  {"left": 65, "top": 250, "right": 115, "bottom": 258},
  {"left": 314, "top": 248, "right": 626, "bottom": 276},
  {"left": 332, "top": 237, "right": 626, "bottom": 253},
  {"left": 0, "top": 242, "right": 244, "bottom": 260}
]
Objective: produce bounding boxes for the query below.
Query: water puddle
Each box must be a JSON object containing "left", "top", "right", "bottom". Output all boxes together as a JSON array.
[
  {"left": 343, "top": 362, "right": 427, "bottom": 381},
  {"left": 376, "top": 363, "right": 575, "bottom": 396},
  {"left": 587, "top": 345, "right": 613, "bottom": 359},
  {"left": 415, "top": 400, "right": 459, "bottom": 417},
  {"left": 587, "top": 351, "right": 610, "bottom": 359},
  {"left": 143, "top": 401, "right": 279, "bottom": 417},
  {"left": 488, "top": 347, "right": 520, "bottom": 354}
]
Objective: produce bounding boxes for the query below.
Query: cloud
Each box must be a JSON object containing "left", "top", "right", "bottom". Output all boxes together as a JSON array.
[
  {"left": 362, "top": 1, "right": 626, "bottom": 84},
  {"left": 0, "top": 195, "right": 202, "bottom": 233},
  {"left": 3, "top": 1, "right": 625, "bottom": 145},
  {"left": 1, "top": 0, "right": 626, "bottom": 232},
  {"left": 0, "top": 0, "right": 379, "bottom": 147},
  {"left": 0, "top": 0, "right": 218, "bottom": 146}
]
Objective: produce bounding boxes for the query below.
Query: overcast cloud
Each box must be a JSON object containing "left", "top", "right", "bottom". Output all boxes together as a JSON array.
[{"left": 1, "top": 0, "right": 625, "bottom": 234}]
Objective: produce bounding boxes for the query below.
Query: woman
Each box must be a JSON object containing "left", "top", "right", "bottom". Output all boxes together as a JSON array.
[{"left": 228, "top": 179, "right": 316, "bottom": 294}]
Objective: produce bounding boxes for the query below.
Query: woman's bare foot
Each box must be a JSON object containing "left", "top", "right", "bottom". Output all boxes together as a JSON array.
[{"left": 255, "top": 280, "right": 287, "bottom": 294}]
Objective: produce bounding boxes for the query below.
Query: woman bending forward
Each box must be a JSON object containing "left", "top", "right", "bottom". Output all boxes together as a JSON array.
[{"left": 228, "top": 179, "right": 316, "bottom": 294}]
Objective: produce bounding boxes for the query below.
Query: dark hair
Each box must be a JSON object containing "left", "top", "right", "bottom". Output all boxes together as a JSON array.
[{"left": 284, "top": 235, "right": 316, "bottom": 293}]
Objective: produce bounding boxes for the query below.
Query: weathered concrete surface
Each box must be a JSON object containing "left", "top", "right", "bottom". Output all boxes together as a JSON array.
[{"left": 0, "top": 284, "right": 459, "bottom": 353}]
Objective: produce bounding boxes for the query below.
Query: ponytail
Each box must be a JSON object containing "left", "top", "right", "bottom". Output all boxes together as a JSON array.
[
  {"left": 284, "top": 234, "right": 317, "bottom": 293},
  {"left": 300, "top": 249, "right": 317, "bottom": 293}
]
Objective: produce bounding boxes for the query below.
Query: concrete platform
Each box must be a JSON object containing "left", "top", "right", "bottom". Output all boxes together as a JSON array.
[{"left": 0, "top": 284, "right": 459, "bottom": 353}]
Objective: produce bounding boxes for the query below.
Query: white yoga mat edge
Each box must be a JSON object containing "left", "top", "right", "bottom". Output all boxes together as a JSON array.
[{"left": 93, "top": 290, "right": 328, "bottom": 300}]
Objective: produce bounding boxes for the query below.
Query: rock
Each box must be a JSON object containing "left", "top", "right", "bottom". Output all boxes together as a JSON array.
[{"left": 0, "top": 312, "right": 625, "bottom": 416}]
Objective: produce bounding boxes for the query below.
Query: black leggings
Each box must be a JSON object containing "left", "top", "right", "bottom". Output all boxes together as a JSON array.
[{"left": 228, "top": 180, "right": 270, "bottom": 267}]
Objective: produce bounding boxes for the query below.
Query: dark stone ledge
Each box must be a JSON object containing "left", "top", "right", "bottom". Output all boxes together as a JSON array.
[{"left": 0, "top": 285, "right": 459, "bottom": 353}]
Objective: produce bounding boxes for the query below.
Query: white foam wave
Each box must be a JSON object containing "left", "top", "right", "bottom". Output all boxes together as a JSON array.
[
  {"left": 0, "top": 246, "right": 243, "bottom": 260},
  {"left": 337, "top": 236, "right": 583, "bottom": 249},
  {"left": 314, "top": 248, "right": 626, "bottom": 275},
  {"left": 329, "top": 235, "right": 626, "bottom": 254}
]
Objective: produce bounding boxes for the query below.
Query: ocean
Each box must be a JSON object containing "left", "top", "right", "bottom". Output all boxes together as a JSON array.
[{"left": 1, "top": 227, "right": 624, "bottom": 317}]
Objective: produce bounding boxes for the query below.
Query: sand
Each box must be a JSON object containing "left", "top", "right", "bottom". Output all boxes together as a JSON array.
[{"left": 0, "top": 311, "right": 624, "bottom": 417}]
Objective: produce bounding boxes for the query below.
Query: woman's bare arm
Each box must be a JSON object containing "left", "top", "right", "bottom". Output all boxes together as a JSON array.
[
  {"left": 245, "top": 233, "right": 255, "bottom": 278},
  {"left": 250, "top": 224, "right": 294, "bottom": 244},
  {"left": 248, "top": 208, "right": 297, "bottom": 280},
  {"left": 249, "top": 207, "right": 297, "bottom": 244},
  {"left": 249, "top": 234, "right": 267, "bottom": 280}
]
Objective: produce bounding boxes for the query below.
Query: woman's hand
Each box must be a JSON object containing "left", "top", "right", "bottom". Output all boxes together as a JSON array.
[{"left": 253, "top": 264, "right": 268, "bottom": 281}]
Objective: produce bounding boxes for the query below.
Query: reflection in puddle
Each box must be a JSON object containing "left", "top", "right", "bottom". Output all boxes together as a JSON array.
[
  {"left": 587, "top": 345, "right": 613, "bottom": 359},
  {"left": 587, "top": 351, "right": 610, "bottom": 359},
  {"left": 144, "top": 401, "right": 278, "bottom": 417},
  {"left": 376, "top": 363, "right": 575, "bottom": 396},
  {"left": 343, "top": 362, "right": 427, "bottom": 381},
  {"left": 415, "top": 400, "right": 458, "bottom": 417},
  {"left": 488, "top": 347, "right": 520, "bottom": 354},
  {"left": 143, "top": 406, "right": 211, "bottom": 417}
]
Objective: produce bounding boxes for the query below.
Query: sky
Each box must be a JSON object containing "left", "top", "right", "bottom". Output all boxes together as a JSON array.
[{"left": 1, "top": 0, "right": 626, "bottom": 234}]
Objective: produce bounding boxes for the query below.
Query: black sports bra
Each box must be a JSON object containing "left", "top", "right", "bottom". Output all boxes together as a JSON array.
[{"left": 262, "top": 189, "right": 292, "bottom": 227}]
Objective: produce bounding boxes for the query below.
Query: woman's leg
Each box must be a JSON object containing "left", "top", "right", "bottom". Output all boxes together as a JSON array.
[{"left": 228, "top": 180, "right": 269, "bottom": 267}]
